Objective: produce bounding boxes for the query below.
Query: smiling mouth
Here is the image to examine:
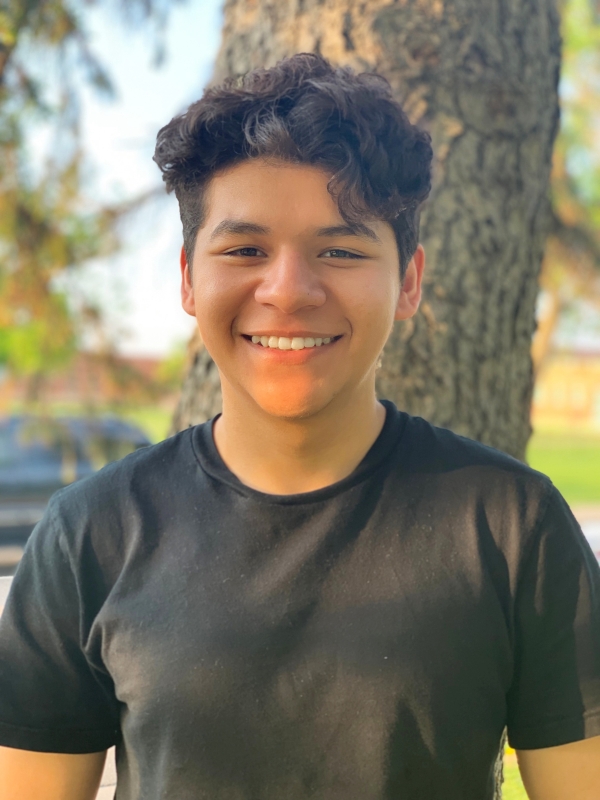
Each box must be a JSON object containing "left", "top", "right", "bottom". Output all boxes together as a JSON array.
[{"left": 242, "top": 334, "right": 343, "bottom": 351}]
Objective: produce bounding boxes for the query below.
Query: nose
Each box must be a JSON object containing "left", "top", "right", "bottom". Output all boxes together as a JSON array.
[{"left": 253, "top": 248, "right": 327, "bottom": 314}]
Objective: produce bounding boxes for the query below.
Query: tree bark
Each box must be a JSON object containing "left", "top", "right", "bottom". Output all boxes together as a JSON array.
[
  {"left": 173, "top": 0, "right": 560, "bottom": 465},
  {"left": 171, "top": 330, "right": 223, "bottom": 433}
]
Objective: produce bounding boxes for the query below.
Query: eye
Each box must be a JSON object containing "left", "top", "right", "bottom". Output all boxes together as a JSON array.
[
  {"left": 321, "top": 249, "right": 364, "bottom": 259},
  {"left": 225, "top": 247, "right": 265, "bottom": 257}
]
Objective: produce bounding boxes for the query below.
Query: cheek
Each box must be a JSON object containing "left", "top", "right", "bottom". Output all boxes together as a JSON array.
[
  {"left": 344, "top": 275, "right": 399, "bottom": 345},
  {"left": 192, "top": 269, "right": 250, "bottom": 336}
]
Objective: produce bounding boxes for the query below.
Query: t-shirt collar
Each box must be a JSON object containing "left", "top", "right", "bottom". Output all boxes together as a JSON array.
[{"left": 191, "top": 399, "right": 407, "bottom": 505}]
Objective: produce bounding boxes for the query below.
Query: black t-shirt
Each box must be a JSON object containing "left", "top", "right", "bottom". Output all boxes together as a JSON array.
[{"left": 1, "top": 401, "right": 599, "bottom": 800}]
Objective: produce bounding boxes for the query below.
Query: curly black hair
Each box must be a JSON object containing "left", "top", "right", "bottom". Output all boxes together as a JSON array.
[{"left": 154, "top": 54, "right": 433, "bottom": 275}]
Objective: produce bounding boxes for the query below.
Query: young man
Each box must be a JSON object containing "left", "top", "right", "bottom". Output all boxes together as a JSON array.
[{"left": 0, "top": 54, "right": 599, "bottom": 800}]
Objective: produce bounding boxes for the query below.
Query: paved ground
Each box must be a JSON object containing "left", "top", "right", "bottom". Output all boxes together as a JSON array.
[
  {"left": 0, "top": 546, "right": 24, "bottom": 577},
  {"left": 0, "top": 576, "right": 12, "bottom": 611},
  {"left": 574, "top": 504, "right": 600, "bottom": 561},
  {"left": 97, "top": 749, "right": 117, "bottom": 799}
]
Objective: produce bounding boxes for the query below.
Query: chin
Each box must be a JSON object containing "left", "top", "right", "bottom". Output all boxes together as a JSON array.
[{"left": 251, "top": 386, "right": 332, "bottom": 421}]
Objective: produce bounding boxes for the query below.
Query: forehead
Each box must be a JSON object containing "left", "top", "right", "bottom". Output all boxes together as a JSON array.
[
  {"left": 203, "top": 159, "right": 338, "bottom": 219},
  {"left": 198, "top": 159, "right": 391, "bottom": 242}
]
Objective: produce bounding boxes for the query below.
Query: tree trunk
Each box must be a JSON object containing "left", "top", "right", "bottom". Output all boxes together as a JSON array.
[
  {"left": 173, "top": 0, "right": 560, "bottom": 465},
  {"left": 171, "top": 330, "right": 223, "bottom": 434}
]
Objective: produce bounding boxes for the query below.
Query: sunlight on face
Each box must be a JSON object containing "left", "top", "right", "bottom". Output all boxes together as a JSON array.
[{"left": 181, "top": 159, "right": 415, "bottom": 420}]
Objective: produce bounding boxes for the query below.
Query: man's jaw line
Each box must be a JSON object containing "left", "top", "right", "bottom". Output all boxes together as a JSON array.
[{"left": 218, "top": 364, "right": 379, "bottom": 435}]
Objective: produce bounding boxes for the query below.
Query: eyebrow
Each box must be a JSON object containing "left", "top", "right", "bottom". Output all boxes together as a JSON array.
[
  {"left": 316, "top": 224, "right": 381, "bottom": 243},
  {"left": 209, "top": 220, "right": 271, "bottom": 240},
  {"left": 208, "top": 219, "right": 381, "bottom": 243}
]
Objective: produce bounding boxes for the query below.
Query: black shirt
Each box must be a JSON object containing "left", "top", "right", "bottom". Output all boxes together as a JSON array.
[{"left": 1, "top": 401, "right": 599, "bottom": 799}]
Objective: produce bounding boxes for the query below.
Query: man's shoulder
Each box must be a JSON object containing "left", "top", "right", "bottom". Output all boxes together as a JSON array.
[
  {"left": 47, "top": 426, "right": 199, "bottom": 528},
  {"left": 400, "top": 414, "right": 554, "bottom": 523},
  {"left": 15, "top": 427, "right": 204, "bottom": 609},
  {"left": 403, "top": 413, "right": 547, "bottom": 482}
]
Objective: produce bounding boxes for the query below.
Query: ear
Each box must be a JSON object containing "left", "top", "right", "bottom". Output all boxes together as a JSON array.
[
  {"left": 180, "top": 246, "right": 196, "bottom": 317},
  {"left": 394, "top": 244, "right": 425, "bottom": 321}
]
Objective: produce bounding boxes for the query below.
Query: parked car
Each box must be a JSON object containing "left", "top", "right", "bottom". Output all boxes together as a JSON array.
[{"left": 0, "top": 415, "right": 151, "bottom": 546}]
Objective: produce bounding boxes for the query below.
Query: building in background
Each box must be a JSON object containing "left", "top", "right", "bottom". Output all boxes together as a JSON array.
[
  {"left": 0, "top": 352, "right": 179, "bottom": 414},
  {"left": 532, "top": 347, "right": 600, "bottom": 433}
]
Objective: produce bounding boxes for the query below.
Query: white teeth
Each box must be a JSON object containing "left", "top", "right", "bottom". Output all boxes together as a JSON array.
[{"left": 250, "top": 335, "right": 337, "bottom": 350}]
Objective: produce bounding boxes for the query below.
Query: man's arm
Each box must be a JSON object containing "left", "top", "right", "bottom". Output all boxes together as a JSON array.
[
  {"left": 0, "top": 746, "right": 106, "bottom": 800},
  {"left": 516, "top": 735, "right": 600, "bottom": 800}
]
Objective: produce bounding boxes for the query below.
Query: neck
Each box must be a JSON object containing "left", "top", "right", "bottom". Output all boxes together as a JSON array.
[{"left": 213, "top": 383, "right": 386, "bottom": 495}]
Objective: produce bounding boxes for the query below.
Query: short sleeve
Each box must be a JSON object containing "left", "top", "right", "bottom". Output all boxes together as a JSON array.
[
  {"left": 0, "top": 497, "right": 120, "bottom": 753},
  {"left": 507, "top": 486, "right": 600, "bottom": 749}
]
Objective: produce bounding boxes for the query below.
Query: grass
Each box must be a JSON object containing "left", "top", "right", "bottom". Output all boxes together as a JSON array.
[
  {"left": 503, "top": 760, "right": 528, "bottom": 799},
  {"left": 120, "top": 406, "right": 173, "bottom": 444},
  {"left": 527, "top": 430, "right": 600, "bottom": 504}
]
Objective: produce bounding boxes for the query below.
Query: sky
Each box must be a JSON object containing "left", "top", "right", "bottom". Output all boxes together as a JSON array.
[{"left": 75, "top": 0, "right": 224, "bottom": 356}]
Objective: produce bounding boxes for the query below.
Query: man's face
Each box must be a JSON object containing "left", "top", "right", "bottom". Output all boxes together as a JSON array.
[{"left": 181, "top": 158, "right": 423, "bottom": 420}]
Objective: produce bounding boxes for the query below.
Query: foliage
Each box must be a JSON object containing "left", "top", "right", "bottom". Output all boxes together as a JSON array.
[
  {"left": 559, "top": 0, "right": 600, "bottom": 221},
  {"left": 0, "top": 0, "right": 183, "bottom": 397},
  {"left": 0, "top": 146, "right": 118, "bottom": 384},
  {"left": 534, "top": 0, "right": 600, "bottom": 368}
]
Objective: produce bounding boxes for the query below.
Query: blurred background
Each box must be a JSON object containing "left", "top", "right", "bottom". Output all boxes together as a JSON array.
[
  {"left": 0, "top": 0, "right": 222, "bottom": 574},
  {"left": 0, "top": 1, "right": 598, "bottom": 564}
]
